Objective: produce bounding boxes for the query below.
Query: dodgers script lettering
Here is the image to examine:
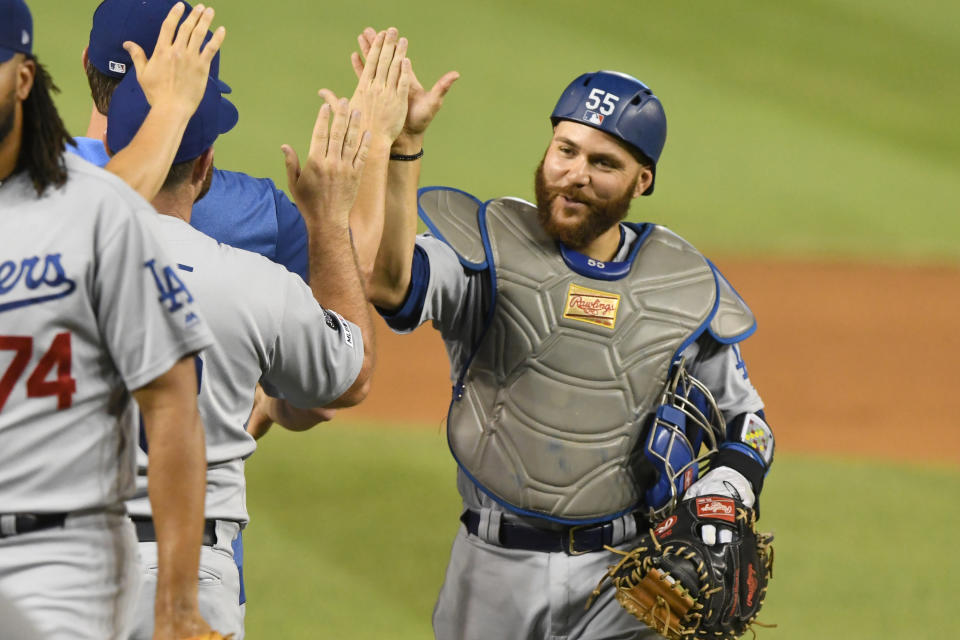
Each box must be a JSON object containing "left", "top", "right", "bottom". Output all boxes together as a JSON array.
[{"left": 0, "top": 254, "right": 77, "bottom": 314}]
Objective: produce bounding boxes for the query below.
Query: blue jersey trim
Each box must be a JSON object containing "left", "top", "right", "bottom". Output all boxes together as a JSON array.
[
  {"left": 705, "top": 259, "right": 757, "bottom": 344},
  {"left": 231, "top": 532, "right": 246, "bottom": 605},
  {"left": 455, "top": 456, "right": 642, "bottom": 526},
  {"left": 417, "top": 186, "right": 486, "bottom": 272},
  {"left": 558, "top": 222, "right": 653, "bottom": 281},
  {"left": 377, "top": 245, "right": 430, "bottom": 332}
]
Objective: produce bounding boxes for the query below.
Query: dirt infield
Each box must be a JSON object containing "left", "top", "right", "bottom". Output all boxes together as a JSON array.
[{"left": 345, "top": 259, "right": 960, "bottom": 465}]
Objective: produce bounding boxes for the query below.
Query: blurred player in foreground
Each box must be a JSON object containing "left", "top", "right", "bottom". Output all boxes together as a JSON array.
[
  {"left": 103, "top": 28, "right": 411, "bottom": 638},
  {"left": 357, "top": 27, "right": 775, "bottom": 640},
  {"left": 0, "top": 0, "right": 220, "bottom": 637}
]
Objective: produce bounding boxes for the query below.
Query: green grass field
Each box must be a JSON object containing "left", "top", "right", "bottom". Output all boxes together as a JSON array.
[
  {"left": 33, "top": 0, "right": 960, "bottom": 262},
  {"left": 23, "top": 1, "right": 960, "bottom": 637}
]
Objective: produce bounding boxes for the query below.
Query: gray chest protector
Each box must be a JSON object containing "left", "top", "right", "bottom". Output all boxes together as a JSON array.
[{"left": 419, "top": 188, "right": 754, "bottom": 523}]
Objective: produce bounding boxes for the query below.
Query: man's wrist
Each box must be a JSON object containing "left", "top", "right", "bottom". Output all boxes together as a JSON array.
[
  {"left": 392, "top": 132, "right": 424, "bottom": 155},
  {"left": 148, "top": 101, "right": 196, "bottom": 124}
]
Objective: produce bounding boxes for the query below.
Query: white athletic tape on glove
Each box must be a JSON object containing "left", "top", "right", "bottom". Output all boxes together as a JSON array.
[{"left": 700, "top": 524, "right": 734, "bottom": 546}]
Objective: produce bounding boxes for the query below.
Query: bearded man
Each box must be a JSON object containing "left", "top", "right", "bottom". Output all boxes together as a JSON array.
[{"left": 363, "top": 55, "right": 776, "bottom": 640}]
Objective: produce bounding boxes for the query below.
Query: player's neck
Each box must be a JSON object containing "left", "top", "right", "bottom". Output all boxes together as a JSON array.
[
  {"left": 151, "top": 188, "right": 194, "bottom": 224},
  {"left": 84, "top": 105, "right": 107, "bottom": 140},
  {"left": 577, "top": 223, "right": 623, "bottom": 263}
]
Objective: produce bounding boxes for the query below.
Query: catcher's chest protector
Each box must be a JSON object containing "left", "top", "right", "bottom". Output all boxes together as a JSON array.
[{"left": 427, "top": 193, "right": 723, "bottom": 522}]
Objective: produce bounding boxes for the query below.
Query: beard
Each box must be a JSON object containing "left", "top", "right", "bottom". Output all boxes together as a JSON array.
[{"left": 534, "top": 159, "right": 636, "bottom": 250}]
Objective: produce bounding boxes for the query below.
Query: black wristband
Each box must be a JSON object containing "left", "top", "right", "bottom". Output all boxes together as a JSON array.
[
  {"left": 713, "top": 446, "right": 766, "bottom": 498},
  {"left": 389, "top": 149, "right": 423, "bottom": 161}
]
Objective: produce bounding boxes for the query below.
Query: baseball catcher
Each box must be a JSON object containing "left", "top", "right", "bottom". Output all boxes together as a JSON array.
[{"left": 591, "top": 361, "right": 775, "bottom": 639}]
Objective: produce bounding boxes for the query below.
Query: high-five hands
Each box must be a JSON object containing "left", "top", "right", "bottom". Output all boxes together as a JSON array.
[
  {"left": 281, "top": 98, "right": 371, "bottom": 227},
  {"left": 336, "top": 27, "right": 412, "bottom": 145},
  {"left": 351, "top": 27, "right": 459, "bottom": 142}
]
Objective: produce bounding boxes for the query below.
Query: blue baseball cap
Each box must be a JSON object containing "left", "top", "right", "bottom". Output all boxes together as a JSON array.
[
  {"left": 89, "top": 0, "right": 231, "bottom": 94},
  {"left": 551, "top": 71, "right": 667, "bottom": 195},
  {"left": 0, "top": 0, "right": 32, "bottom": 63},
  {"left": 107, "top": 71, "right": 238, "bottom": 164}
]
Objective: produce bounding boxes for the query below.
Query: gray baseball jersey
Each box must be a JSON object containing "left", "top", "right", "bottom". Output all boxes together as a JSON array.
[
  {"left": 0, "top": 153, "right": 213, "bottom": 514},
  {"left": 0, "top": 153, "right": 213, "bottom": 640},
  {"left": 124, "top": 215, "right": 364, "bottom": 525}
]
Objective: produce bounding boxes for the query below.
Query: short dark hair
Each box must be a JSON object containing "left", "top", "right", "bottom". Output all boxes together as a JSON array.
[
  {"left": 162, "top": 159, "right": 196, "bottom": 192},
  {"left": 84, "top": 60, "right": 122, "bottom": 115},
  {"left": 19, "top": 56, "right": 75, "bottom": 195}
]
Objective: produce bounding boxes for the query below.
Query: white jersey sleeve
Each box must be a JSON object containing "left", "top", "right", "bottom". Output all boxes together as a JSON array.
[
  {"left": 125, "top": 217, "right": 363, "bottom": 523},
  {"left": 0, "top": 155, "right": 213, "bottom": 514},
  {"left": 261, "top": 272, "right": 364, "bottom": 408}
]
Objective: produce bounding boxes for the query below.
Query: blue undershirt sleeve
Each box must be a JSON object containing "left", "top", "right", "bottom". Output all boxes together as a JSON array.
[
  {"left": 377, "top": 245, "right": 430, "bottom": 332},
  {"left": 272, "top": 186, "right": 309, "bottom": 283}
]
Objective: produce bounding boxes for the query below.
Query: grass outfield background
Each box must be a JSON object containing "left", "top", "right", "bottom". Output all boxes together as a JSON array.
[
  {"left": 34, "top": 0, "right": 959, "bottom": 262},
  {"left": 26, "top": 1, "right": 960, "bottom": 638}
]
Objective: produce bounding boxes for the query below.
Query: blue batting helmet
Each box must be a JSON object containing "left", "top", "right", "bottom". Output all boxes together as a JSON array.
[{"left": 550, "top": 71, "right": 667, "bottom": 195}]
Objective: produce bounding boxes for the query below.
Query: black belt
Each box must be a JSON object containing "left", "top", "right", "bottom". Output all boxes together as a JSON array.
[
  {"left": 460, "top": 509, "right": 644, "bottom": 555},
  {"left": 132, "top": 517, "right": 217, "bottom": 546},
  {"left": 0, "top": 513, "right": 67, "bottom": 538}
]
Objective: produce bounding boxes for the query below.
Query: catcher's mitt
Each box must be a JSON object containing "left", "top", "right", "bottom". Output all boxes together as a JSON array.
[{"left": 592, "top": 496, "right": 773, "bottom": 640}]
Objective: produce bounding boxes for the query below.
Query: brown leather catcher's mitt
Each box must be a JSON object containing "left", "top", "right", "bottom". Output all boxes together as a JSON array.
[{"left": 593, "top": 496, "right": 774, "bottom": 640}]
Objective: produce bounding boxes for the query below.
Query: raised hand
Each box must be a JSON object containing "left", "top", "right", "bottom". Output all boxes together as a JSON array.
[
  {"left": 123, "top": 2, "right": 225, "bottom": 118},
  {"left": 281, "top": 97, "right": 371, "bottom": 229},
  {"left": 344, "top": 27, "right": 412, "bottom": 145},
  {"left": 351, "top": 27, "right": 458, "bottom": 141}
]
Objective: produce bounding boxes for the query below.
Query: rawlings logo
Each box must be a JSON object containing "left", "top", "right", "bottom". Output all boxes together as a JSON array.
[
  {"left": 746, "top": 564, "right": 758, "bottom": 607},
  {"left": 563, "top": 283, "right": 620, "bottom": 329},
  {"left": 654, "top": 515, "right": 677, "bottom": 538},
  {"left": 0, "top": 254, "right": 77, "bottom": 314},
  {"left": 695, "top": 497, "right": 736, "bottom": 523}
]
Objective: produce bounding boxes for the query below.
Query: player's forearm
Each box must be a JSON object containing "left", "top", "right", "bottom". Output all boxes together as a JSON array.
[
  {"left": 369, "top": 133, "right": 422, "bottom": 310},
  {"left": 348, "top": 136, "right": 392, "bottom": 286},
  {"left": 133, "top": 356, "right": 207, "bottom": 620},
  {"left": 104, "top": 104, "right": 192, "bottom": 200},
  {"left": 269, "top": 400, "right": 337, "bottom": 431},
  {"left": 307, "top": 223, "right": 376, "bottom": 403}
]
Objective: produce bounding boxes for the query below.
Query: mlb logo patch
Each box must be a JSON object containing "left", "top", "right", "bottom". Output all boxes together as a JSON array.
[
  {"left": 582, "top": 110, "right": 604, "bottom": 125},
  {"left": 108, "top": 60, "right": 127, "bottom": 74},
  {"left": 21, "top": 30, "right": 30, "bottom": 46}
]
